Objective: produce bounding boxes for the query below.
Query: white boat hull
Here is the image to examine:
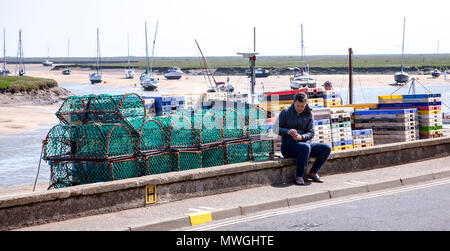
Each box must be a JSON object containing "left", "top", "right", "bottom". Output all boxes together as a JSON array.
[
  {"left": 394, "top": 71, "right": 409, "bottom": 84},
  {"left": 125, "top": 70, "right": 135, "bottom": 79},
  {"left": 140, "top": 73, "right": 159, "bottom": 91},
  {"left": 290, "top": 76, "right": 317, "bottom": 89},
  {"left": 89, "top": 73, "right": 103, "bottom": 84},
  {"left": 164, "top": 70, "right": 183, "bottom": 80}
]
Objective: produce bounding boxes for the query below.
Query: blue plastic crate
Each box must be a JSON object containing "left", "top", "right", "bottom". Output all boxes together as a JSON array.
[
  {"left": 314, "top": 119, "right": 330, "bottom": 126},
  {"left": 378, "top": 102, "right": 441, "bottom": 108},
  {"left": 332, "top": 140, "right": 353, "bottom": 147},
  {"left": 354, "top": 108, "right": 417, "bottom": 115},
  {"left": 352, "top": 129, "right": 373, "bottom": 136},
  {"left": 402, "top": 94, "right": 441, "bottom": 99},
  {"left": 323, "top": 94, "right": 340, "bottom": 99}
]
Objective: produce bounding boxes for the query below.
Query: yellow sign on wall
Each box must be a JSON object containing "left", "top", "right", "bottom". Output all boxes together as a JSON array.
[{"left": 145, "top": 185, "right": 157, "bottom": 204}]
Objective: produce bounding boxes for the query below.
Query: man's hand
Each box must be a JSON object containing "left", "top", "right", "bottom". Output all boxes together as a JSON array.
[
  {"left": 288, "top": 129, "right": 303, "bottom": 141},
  {"left": 288, "top": 129, "right": 298, "bottom": 137},
  {"left": 294, "top": 134, "right": 303, "bottom": 141}
]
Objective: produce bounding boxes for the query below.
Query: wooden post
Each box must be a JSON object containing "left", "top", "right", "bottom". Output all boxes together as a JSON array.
[{"left": 349, "top": 48, "right": 353, "bottom": 104}]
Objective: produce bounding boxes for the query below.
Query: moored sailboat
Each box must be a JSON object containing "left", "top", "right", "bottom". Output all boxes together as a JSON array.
[
  {"left": 140, "top": 21, "right": 159, "bottom": 91},
  {"left": 89, "top": 28, "right": 103, "bottom": 84}
]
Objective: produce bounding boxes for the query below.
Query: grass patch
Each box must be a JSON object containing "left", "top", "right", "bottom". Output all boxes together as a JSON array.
[{"left": 0, "top": 76, "right": 58, "bottom": 94}]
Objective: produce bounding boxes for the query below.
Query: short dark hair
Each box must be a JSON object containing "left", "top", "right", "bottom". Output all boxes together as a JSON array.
[{"left": 294, "top": 92, "right": 308, "bottom": 103}]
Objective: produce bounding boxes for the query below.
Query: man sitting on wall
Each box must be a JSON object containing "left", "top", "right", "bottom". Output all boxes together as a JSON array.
[{"left": 273, "top": 92, "right": 332, "bottom": 185}]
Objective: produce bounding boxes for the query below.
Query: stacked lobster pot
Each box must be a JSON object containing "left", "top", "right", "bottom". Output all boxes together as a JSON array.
[
  {"left": 352, "top": 129, "right": 374, "bottom": 149},
  {"left": 246, "top": 106, "right": 272, "bottom": 162},
  {"left": 329, "top": 107, "right": 354, "bottom": 151},
  {"left": 167, "top": 109, "right": 224, "bottom": 170},
  {"left": 45, "top": 93, "right": 148, "bottom": 189},
  {"left": 45, "top": 94, "right": 273, "bottom": 189}
]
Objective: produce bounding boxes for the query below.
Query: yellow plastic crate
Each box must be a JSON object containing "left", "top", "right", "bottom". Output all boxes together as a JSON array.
[
  {"left": 337, "top": 103, "right": 378, "bottom": 109},
  {"left": 353, "top": 143, "right": 374, "bottom": 149},
  {"left": 325, "top": 101, "right": 342, "bottom": 107},
  {"left": 418, "top": 110, "right": 442, "bottom": 115},
  {"left": 378, "top": 95, "right": 403, "bottom": 100},
  {"left": 332, "top": 145, "right": 354, "bottom": 151}
]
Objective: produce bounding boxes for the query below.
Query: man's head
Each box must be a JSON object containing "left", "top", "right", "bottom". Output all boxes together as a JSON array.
[
  {"left": 324, "top": 81, "right": 333, "bottom": 90},
  {"left": 293, "top": 92, "right": 308, "bottom": 114}
]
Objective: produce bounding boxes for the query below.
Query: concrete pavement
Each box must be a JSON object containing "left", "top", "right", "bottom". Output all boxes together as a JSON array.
[{"left": 14, "top": 155, "right": 450, "bottom": 231}]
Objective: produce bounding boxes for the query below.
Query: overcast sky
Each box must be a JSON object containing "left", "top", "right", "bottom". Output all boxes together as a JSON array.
[{"left": 1, "top": 0, "right": 449, "bottom": 58}]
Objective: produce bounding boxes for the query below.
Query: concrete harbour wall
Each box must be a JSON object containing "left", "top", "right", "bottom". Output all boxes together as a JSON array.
[{"left": 1, "top": 137, "right": 449, "bottom": 230}]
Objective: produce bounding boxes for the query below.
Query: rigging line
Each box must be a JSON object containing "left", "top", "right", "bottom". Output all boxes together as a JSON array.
[
  {"left": 33, "top": 142, "right": 45, "bottom": 192},
  {"left": 338, "top": 56, "right": 348, "bottom": 104},
  {"left": 415, "top": 79, "right": 450, "bottom": 109},
  {"left": 352, "top": 54, "right": 368, "bottom": 104},
  {"left": 390, "top": 83, "right": 405, "bottom": 94}
]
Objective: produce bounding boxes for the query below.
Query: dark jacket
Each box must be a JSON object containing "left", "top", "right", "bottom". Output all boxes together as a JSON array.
[{"left": 273, "top": 103, "right": 315, "bottom": 143}]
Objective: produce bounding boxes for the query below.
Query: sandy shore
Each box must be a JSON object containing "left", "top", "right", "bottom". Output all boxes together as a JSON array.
[
  {"left": 25, "top": 66, "right": 450, "bottom": 95},
  {"left": 1, "top": 64, "right": 449, "bottom": 135},
  {"left": 0, "top": 104, "right": 60, "bottom": 135}
]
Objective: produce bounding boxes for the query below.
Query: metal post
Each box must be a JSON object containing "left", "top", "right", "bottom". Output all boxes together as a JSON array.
[{"left": 250, "top": 56, "right": 256, "bottom": 104}]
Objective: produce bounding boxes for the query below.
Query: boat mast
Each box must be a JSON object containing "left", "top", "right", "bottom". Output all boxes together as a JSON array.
[
  {"left": 145, "top": 22, "right": 150, "bottom": 74},
  {"left": 127, "top": 33, "right": 131, "bottom": 70},
  {"left": 149, "top": 21, "right": 158, "bottom": 75},
  {"left": 96, "top": 28, "right": 102, "bottom": 74},
  {"left": 400, "top": 17, "right": 406, "bottom": 73},
  {"left": 68, "top": 39, "right": 70, "bottom": 58},
  {"left": 3, "top": 28, "right": 6, "bottom": 71},
  {"left": 194, "top": 39, "right": 215, "bottom": 88},
  {"left": 301, "top": 24, "right": 305, "bottom": 70},
  {"left": 16, "top": 29, "right": 25, "bottom": 76}
]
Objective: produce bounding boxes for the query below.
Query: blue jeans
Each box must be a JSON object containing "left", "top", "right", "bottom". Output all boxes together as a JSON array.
[{"left": 281, "top": 140, "right": 332, "bottom": 178}]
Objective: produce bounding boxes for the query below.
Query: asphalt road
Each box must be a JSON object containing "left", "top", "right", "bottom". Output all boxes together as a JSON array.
[{"left": 185, "top": 178, "right": 450, "bottom": 231}]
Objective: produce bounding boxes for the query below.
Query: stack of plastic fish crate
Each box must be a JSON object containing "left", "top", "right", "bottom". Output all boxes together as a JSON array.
[
  {"left": 329, "top": 107, "right": 354, "bottom": 151},
  {"left": 184, "top": 94, "right": 202, "bottom": 111},
  {"left": 323, "top": 90, "right": 342, "bottom": 107},
  {"left": 378, "top": 94, "right": 442, "bottom": 139},
  {"left": 305, "top": 87, "right": 325, "bottom": 109},
  {"left": 352, "top": 129, "right": 374, "bottom": 149},
  {"left": 354, "top": 108, "right": 418, "bottom": 145},
  {"left": 311, "top": 108, "right": 332, "bottom": 145}
]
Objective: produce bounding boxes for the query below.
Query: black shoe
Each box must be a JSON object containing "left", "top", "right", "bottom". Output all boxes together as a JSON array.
[{"left": 306, "top": 173, "right": 324, "bottom": 183}]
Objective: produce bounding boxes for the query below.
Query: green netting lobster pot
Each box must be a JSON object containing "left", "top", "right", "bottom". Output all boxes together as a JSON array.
[
  {"left": 193, "top": 110, "right": 223, "bottom": 147},
  {"left": 85, "top": 93, "right": 146, "bottom": 133},
  {"left": 171, "top": 150, "right": 202, "bottom": 171},
  {"left": 48, "top": 161, "right": 78, "bottom": 189},
  {"left": 110, "top": 158, "right": 139, "bottom": 180},
  {"left": 74, "top": 124, "right": 135, "bottom": 160},
  {"left": 218, "top": 108, "right": 246, "bottom": 141},
  {"left": 247, "top": 107, "right": 269, "bottom": 138},
  {"left": 152, "top": 115, "right": 172, "bottom": 145},
  {"left": 250, "top": 139, "right": 273, "bottom": 161},
  {"left": 224, "top": 140, "right": 250, "bottom": 164},
  {"left": 201, "top": 145, "right": 224, "bottom": 168},
  {"left": 139, "top": 119, "right": 167, "bottom": 153},
  {"left": 56, "top": 95, "right": 96, "bottom": 125},
  {"left": 48, "top": 158, "right": 137, "bottom": 189},
  {"left": 138, "top": 152, "right": 173, "bottom": 175},
  {"left": 168, "top": 115, "right": 199, "bottom": 149},
  {"left": 43, "top": 124, "right": 81, "bottom": 161}
]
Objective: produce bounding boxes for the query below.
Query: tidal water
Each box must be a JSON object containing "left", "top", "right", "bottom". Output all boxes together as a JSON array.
[{"left": 0, "top": 82, "right": 449, "bottom": 188}]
